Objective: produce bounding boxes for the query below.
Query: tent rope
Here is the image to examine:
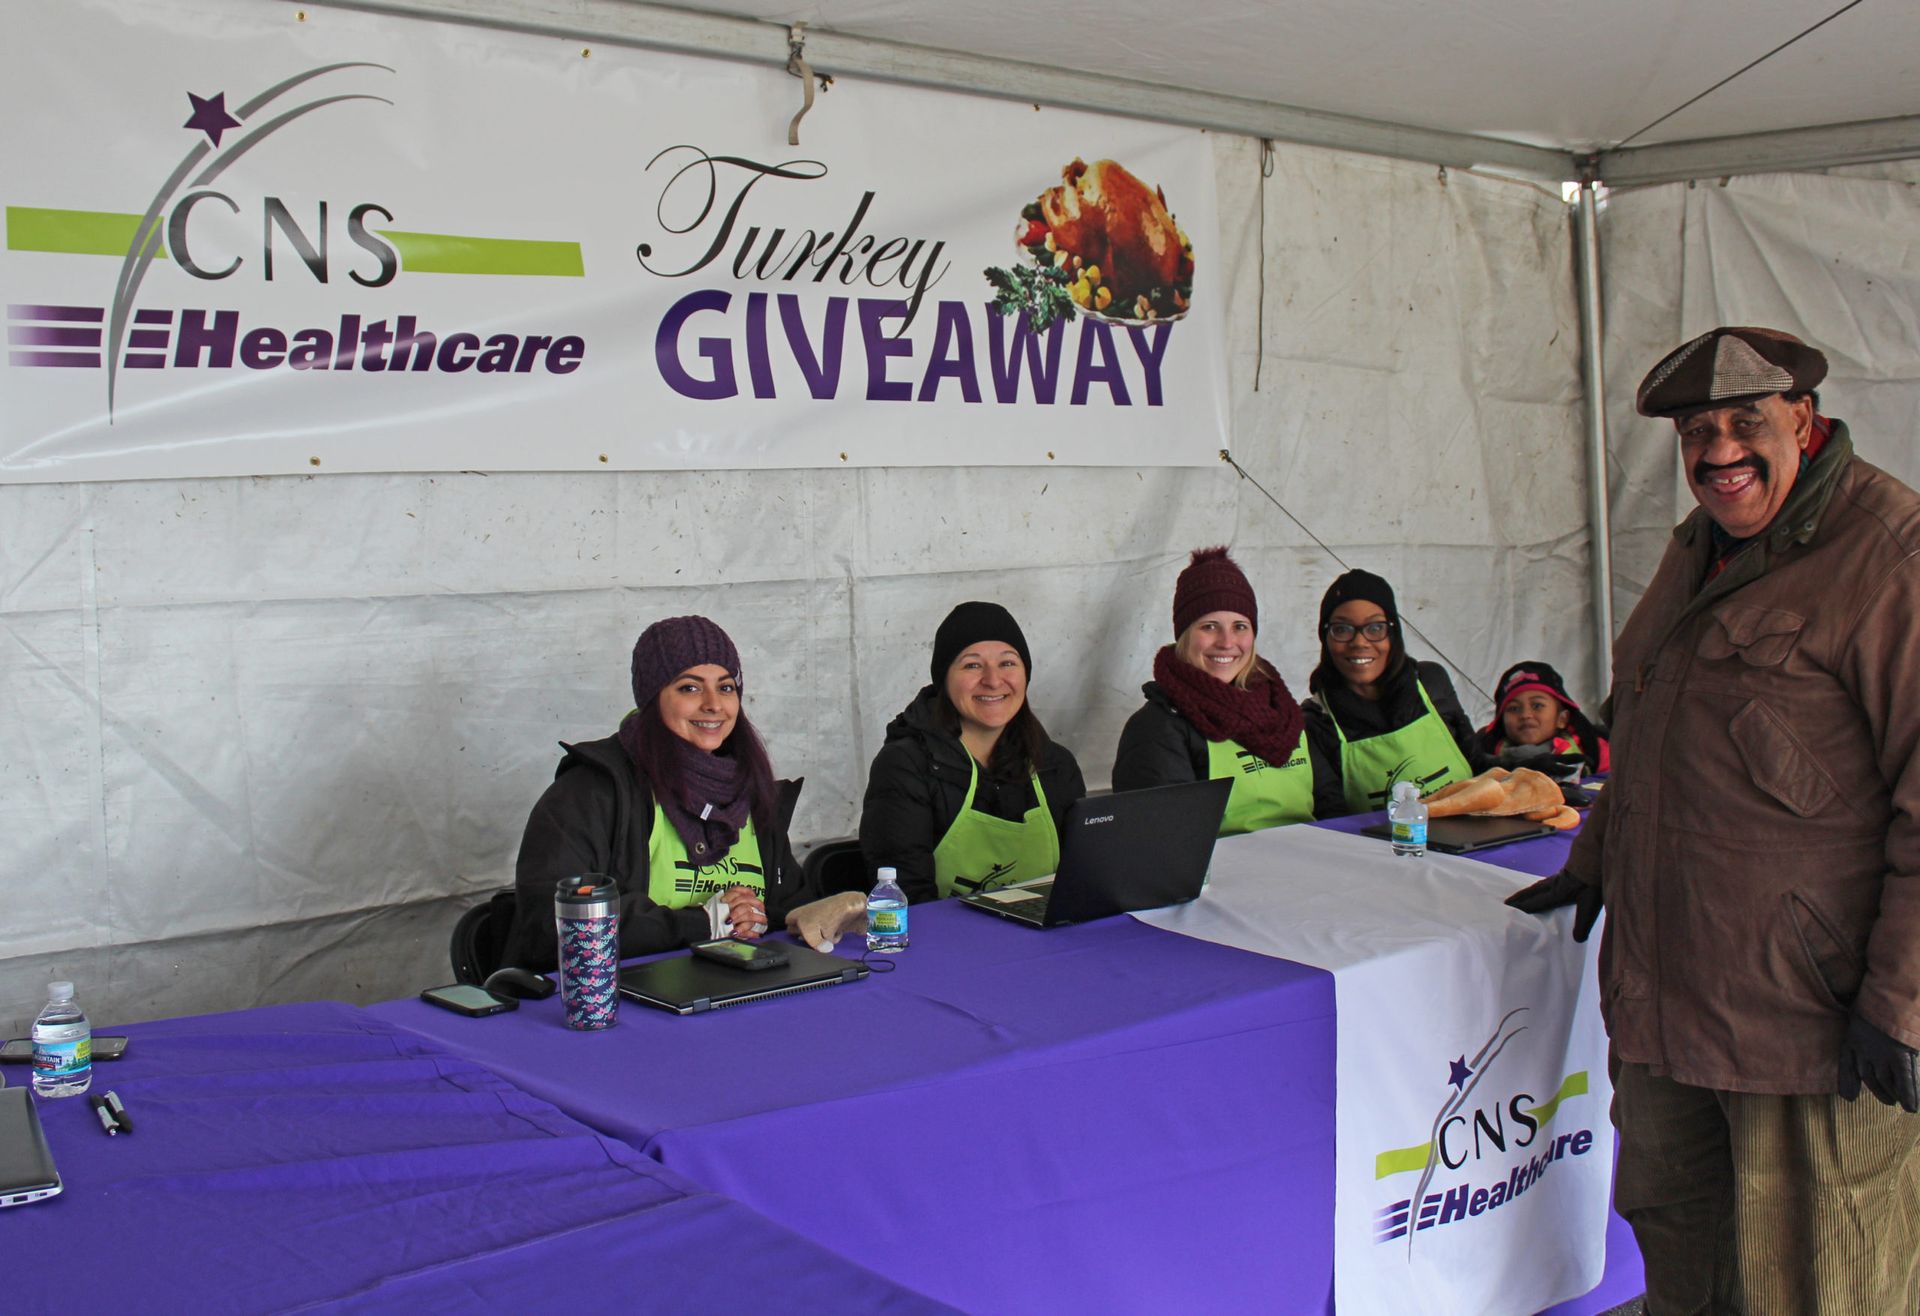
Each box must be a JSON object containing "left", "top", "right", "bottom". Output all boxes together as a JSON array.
[
  {"left": 786, "top": 24, "right": 819, "bottom": 146},
  {"left": 1615, "top": 0, "right": 1866, "bottom": 150},
  {"left": 1254, "top": 140, "right": 1274, "bottom": 392},
  {"left": 1219, "top": 448, "right": 1496, "bottom": 706}
]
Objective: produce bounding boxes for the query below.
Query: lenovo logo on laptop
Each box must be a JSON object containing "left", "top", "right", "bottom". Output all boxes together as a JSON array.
[{"left": 1083, "top": 814, "right": 1115, "bottom": 826}]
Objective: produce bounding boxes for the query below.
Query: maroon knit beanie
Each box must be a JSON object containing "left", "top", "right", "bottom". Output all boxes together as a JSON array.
[
  {"left": 1172, "top": 546, "right": 1258, "bottom": 636},
  {"left": 630, "top": 615, "right": 742, "bottom": 706}
]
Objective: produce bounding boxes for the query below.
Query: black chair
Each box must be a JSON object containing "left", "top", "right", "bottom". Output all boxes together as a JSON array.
[
  {"left": 449, "top": 887, "right": 518, "bottom": 984},
  {"left": 802, "top": 838, "right": 871, "bottom": 897}
]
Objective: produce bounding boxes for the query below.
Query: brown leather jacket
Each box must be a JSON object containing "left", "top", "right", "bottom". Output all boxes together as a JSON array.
[{"left": 1566, "top": 423, "right": 1920, "bottom": 1094}]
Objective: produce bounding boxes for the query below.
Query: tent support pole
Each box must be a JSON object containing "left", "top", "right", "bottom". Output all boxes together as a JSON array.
[{"left": 1573, "top": 178, "right": 1614, "bottom": 700}]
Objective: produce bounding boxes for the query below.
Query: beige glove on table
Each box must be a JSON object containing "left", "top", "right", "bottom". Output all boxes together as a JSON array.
[{"left": 784, "top": 891, "right": 869, "bottom": 952}]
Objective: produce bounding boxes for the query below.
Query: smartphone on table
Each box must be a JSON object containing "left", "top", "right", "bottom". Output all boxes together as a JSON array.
[
  {"left": 1, "top": 1036, "right": 128, "bottom": 1062},
  {"left": 418, "top": 984, "right": 518, "bottom": 1017}
]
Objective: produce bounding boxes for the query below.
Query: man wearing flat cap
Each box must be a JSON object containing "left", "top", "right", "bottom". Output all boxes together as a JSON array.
[{"left": 1510, "top": 326, "right": 1920, "bottom": 1312}]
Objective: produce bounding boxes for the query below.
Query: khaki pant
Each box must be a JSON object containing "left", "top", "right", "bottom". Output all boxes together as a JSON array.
[{"left": 1612, "top": 1059, "right": 1920, "bottom": 1315}]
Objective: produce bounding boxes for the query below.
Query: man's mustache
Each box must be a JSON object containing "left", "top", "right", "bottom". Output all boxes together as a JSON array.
[{"left": 1693, "top": 455, "right": 1770, "bottom": 486}]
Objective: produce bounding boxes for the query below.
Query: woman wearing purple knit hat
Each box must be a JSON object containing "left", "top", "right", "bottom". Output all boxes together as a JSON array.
[
  {"left": 500, "top": 615, "right": 831, "bottom": 971},
  {"left": 859, "top": 602, "right": 1086, "bottom": 903},
  {"left": 1114, "top": 547, "right": 1344, "bottom": 830}
]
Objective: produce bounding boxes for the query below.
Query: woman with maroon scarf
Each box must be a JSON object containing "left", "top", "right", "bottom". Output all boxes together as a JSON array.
[{"left": 1114, "top": 548, "right": 1345, "bottom": 828}]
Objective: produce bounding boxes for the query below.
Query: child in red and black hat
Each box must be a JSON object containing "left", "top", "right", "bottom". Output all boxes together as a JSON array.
[{"left": 1471, "top": 661, "right": 1610, "bottom": 775}]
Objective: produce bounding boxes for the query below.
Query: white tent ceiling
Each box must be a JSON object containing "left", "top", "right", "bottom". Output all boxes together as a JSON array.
[
  {"left": 659, "top": 0, "right": 1920, "bottom": 152},
  {"left": 372, "top": 0, "right": 1920, "bottom": 181}
]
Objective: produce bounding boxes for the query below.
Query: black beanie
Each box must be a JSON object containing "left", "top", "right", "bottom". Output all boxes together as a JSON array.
[
  {"left": 1319, "top": 569, "right": 1399, "bottom": 630},
  {"left": 931, "top": 602, "right": 1032, "bottom": 683}
]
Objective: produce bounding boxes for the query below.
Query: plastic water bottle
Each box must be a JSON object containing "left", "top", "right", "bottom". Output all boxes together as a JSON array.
[
  {"left": 866, "top": 867, "right": 909, "bottom": 953},
  {"left": 1389, "top": 781, "right": 1428, "bottom": 858},
  {"left": 31, "top": 981, "right": 91, "bottom": 1098}
]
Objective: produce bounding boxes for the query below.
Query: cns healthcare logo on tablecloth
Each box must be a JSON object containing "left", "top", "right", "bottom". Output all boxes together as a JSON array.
[
  {"left": 0, "top": 0, "right": 1226, "bottom": 481},
  {"left": 1371, "top": 1008, "right": 1597, "bottom": 1250},
  {"left": 1137, "top": 826, "right": 1614, "bottom": 1315}
]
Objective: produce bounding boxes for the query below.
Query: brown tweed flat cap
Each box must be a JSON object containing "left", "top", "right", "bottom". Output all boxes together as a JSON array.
[{"left": 1635, "top": 326, "right": 1828, "bottom": 418}]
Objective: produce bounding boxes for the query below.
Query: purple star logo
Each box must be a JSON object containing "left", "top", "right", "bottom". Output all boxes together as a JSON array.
[
  {"left": 183, "top": 92, "right": 242, "bottom": 147},
  {"left": 1448, "top": 1055, "right": 1473, "bottom": 1091}
]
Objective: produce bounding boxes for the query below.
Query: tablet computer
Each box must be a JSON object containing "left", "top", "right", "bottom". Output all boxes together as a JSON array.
[{"left": 1360, "top": 814, "right": 1556, "bottom": 854}]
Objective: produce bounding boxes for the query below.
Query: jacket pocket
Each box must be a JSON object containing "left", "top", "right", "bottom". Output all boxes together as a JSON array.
[
  {"left": 1786, "top": 891, "right": 1864, "bottom": 1009},
  {"left": 1728, "top": 699, "right": 1838, "bottom": 818},
  {"left": 1697, "top": 604, "right": 1804, "bottom": 666}
]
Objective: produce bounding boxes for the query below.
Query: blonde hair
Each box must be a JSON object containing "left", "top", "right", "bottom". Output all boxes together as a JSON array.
[{"left": 1175, "top": 621, "right": 1263, "bottom": 690}]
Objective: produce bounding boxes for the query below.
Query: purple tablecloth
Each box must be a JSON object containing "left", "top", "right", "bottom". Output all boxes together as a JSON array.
[
  {"left": 1, "top": 1001, "right": 953, "bottom": 1314},
  {"left": 374, "top": 904, "right": 1338, "bottom": 1315}
]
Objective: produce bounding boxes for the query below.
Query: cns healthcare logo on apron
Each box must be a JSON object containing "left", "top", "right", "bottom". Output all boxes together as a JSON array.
[{"left": 1369, "top": 1007, "right": 1598, "bottom": 1252}]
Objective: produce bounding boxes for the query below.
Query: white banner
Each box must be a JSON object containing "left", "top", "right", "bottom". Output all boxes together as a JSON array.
[
  {"left": 1138, "top": 826, "right": 1614, "bottom": 1316},
  {"left": 0, "top": 0, "right": 1226, "bottom": 481}
]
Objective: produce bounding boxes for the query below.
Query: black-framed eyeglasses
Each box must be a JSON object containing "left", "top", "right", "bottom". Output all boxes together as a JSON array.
[{"left": 1324, "top": 620, "right": 1391, "bottom": 643}]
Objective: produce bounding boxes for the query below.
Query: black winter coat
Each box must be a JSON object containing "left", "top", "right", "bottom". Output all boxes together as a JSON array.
[
  {"left": 500, "top": 735, "right": 814, "bottom": 973},
  {"left": 1303, "top": 660, "right": 1476, "bottom": 801},
  {"left": 1112, "top": 681, "right": 1349, "bottom": 820},
  {"left": 859, "top": 686, "right": 1087, "bottom": 904}
]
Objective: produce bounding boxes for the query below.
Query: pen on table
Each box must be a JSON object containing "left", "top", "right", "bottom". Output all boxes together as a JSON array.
[
  {"left": 103, "top": 1089, "right": 133, "bottom": 1133},
  {"left": 89, "top": 1095, "right": 119, "bottom": 1136}
]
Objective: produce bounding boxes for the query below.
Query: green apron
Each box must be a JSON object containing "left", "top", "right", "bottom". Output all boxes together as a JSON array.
[
  {"left": 1206, "top": 731, "right": 1315, "bottom": 835},
  {"left": 645, "top": 802, "right": 766, "bottom": 907},
  {"left": 931, "top": 758, "right": 1061, "bottom": 899},
  {"left": 1328, "top": 681, "right": 1473, "bottom": 813}
]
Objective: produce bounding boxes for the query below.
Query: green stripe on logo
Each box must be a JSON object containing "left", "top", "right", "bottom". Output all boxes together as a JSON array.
[
  {"left": 1523, "top": 1070, "right": 1589, "bottom": 1125},
  {"left": 381, "top": 230, "right": 583, "bottom": 276},
  {"left": 1374, "top": 1142, "right": 1434, "bottom": 1179},
  {"left": 7, "top": 207, "right": 167, "bottom": 259},
  {"left": 1373, "top": 1070, "right": 1591, "bottom": 1180}
]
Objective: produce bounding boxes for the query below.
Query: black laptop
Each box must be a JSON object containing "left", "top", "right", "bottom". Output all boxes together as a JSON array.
[
  {"left": 0, "top": 1088, "right": 62, "bottom": 1209},
  {"left": 1359, "top": 813, "right": 1555, "bottom": 854},
  {"left": 959, "top": 776, "right": 1234, "bottom": 928},
  {"left": 618, "top": 941, "right": 870, "bottom": 1015}
]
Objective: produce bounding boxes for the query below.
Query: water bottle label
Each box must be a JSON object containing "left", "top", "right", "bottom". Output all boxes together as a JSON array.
[
  {"left": 33, "top": 1035, "right": 90, "bottom": 1078},
  {"left": 1391, "top": 819, "right": 1427, "bottom": 847},
  {"left": 869, "top": 907, "right": 906, "bottom": 937}
]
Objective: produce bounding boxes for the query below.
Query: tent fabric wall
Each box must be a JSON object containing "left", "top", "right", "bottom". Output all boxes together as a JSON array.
[
  {"left": 1, "top": 126, "right": 1593, "bottom": 1035},
  {"left": 1601, "top": 170, "right": 1920, "bottom": 623}
]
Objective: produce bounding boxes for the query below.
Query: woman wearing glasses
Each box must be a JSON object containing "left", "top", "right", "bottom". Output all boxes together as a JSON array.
[
  {"left": 1113, "top": 547, "right": 1343, "bottom": 827},
  {"left": 1304, "top": 569, "right": 1475, "bottom": 814}
]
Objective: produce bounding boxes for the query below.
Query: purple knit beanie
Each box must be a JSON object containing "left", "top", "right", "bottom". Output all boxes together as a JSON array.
[{"left": 630, "top": 616, "right": 742, "bottom": 706}]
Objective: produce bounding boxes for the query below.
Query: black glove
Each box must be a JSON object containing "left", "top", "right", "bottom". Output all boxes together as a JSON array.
[
  {"left": 1503, "top": 869, "right": 1603, "bottom": 943},
  {"left": 1837, "top": 1012, "right": 1920, "bottom": 1113}
]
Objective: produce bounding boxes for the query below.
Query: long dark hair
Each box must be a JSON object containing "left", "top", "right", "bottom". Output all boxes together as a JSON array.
[
  {"left": 628, "top": 690, "right": 779, "bottom": 839},
  {"left": 935, "top": 686, "right": 1050, "bottom": 783}
]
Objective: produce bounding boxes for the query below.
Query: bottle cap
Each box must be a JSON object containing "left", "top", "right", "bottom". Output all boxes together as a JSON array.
[
  {"left": 878, "top": 866, "right": 897, "bottom": 882},
  {"left": 1391, "top": 781, "right": 1417, "bottom": 804},
  {"left": 47, "top": 981, "right": 74, "bottom": 1001}
]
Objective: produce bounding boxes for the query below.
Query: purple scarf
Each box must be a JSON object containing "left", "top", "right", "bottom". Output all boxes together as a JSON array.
[
  {"left": 618, "top": 712, "right": 754, "bottom": 859},
  {"left": 1152, "top": 645, "right": 1305, "bottom": 768}
]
